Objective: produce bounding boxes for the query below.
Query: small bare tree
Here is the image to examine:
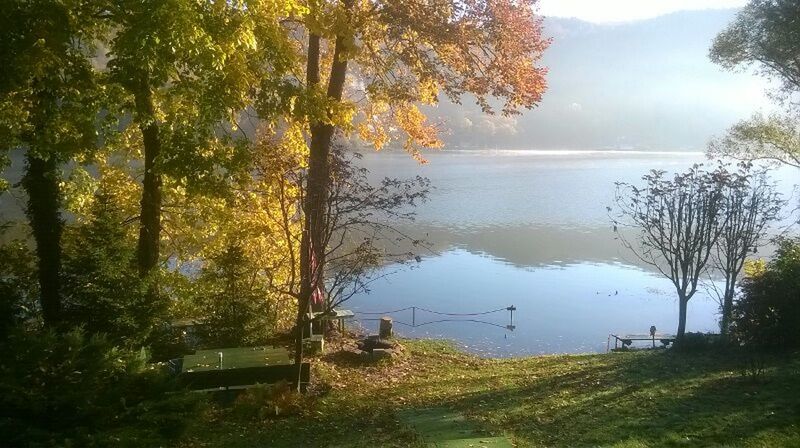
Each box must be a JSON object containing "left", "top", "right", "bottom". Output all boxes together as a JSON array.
[
  {"left": 710, "top": 162, "right": 784, "bottom": 337},
  {"left": 322, "top": 151, "right": 431, "bottom": 313},
  {"left": 612, "top": 165, "right": 728, "bottom": 341},
  {"left": 253, "top": 140, "right": 430, "bottom": 389}
]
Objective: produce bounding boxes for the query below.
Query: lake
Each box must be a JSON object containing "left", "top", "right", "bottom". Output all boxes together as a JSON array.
[{"left": 346, "top": 149, "right": 797, "bottom": 356}]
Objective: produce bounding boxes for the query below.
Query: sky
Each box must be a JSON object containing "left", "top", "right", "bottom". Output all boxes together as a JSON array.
[{"left": 538, "top": 0, "right": 748, "bottom": 23}]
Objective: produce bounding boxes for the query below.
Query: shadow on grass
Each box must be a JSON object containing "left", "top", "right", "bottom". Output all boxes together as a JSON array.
[{"left": 407, "top": 351, "right": 800, "bottom": 447}]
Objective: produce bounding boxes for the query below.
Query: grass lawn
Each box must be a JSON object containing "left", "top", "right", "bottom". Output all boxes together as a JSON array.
[{"left": 183, "top": 340, "right": 800, "bottom": 447}]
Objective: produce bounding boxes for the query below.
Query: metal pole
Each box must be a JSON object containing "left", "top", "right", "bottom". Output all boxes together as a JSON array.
[{"left": 412, "top": 306, "right": 416, "bottom": 327}]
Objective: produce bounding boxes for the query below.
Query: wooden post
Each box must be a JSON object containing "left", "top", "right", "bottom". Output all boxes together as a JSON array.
[{"left": 379, "top": 316, "right": 393, "bottom": 339}]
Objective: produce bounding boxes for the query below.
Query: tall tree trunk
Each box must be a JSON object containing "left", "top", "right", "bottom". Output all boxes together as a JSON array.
[
  {"left": 676, "top": 296, "right": 688, "bottom": 341},
  {"left": 133, "top": 81, "right": 162, "bottom": 285},
  {"left": 293, "top": 33, "right": 322, "bottom": 389},
  {"left": 22, "top": 152, "right": 63, "bottom": 327},
  {"left": 294, "top": 6, "right": 353, "bottom": 389}
]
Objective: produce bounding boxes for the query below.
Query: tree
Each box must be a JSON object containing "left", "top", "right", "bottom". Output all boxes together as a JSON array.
[
  {"left": 709, "top": 163, "right": 784, "bottom": 337},
  {"left": 612, "top": 165, "right": 727, "bottom": 341},
  {"left": 251, "top": 135, "right": 429, "bottom": 331},
  {"left": 710, "top": 0, "right": 800, "bottom": 102},
  {"left": 321, "top": 148, "right": 430, "bottom": 312},
  {"left": 0, "top": 0, "right": 107, "bottom": 327},
  {"left": 194, "top": 243, "right": 276, "bottom": 348},
  {"left": 709, "top": 0, "right": 800, "bottom": 167},
  {"left": 285, "top": 0, "right": 550, "bottom": 386},
  {"left": 708, "top": 113, "right": 800, "bottom": 169},
  {"left": 61, "top": 189, "right": 157, "bottom": 347},
  {"left": 104, "top": 0, "right": 288, "bottom": 288}
]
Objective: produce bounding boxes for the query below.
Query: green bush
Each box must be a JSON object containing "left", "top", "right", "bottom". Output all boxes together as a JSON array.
[
  {"left": 674, "top": 332, "right": 724, "bottom": 352},
  {"left": 0, "top": 327, "right": 203, "bottom": 446},
  {"left": 0, "top": 236, "right": 39, "bottom": 335},
  {"left": 733, "top": 239, "right": 800, "bottom": 350}
]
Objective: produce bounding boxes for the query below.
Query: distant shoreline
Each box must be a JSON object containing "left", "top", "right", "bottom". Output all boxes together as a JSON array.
[
  {"left": 437, "top": 148, "right": 707, "bottom": 156},
  {"left": 356, "top": 147, "right": 708, "bottom": 156}
]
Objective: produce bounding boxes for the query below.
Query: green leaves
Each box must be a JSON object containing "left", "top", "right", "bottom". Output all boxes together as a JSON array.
[{"left": 710, "top": 0, "right": 800, "bottom": 101}]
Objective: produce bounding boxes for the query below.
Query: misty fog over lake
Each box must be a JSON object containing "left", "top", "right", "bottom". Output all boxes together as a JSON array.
[{"left": 348, "top": 150, "right": 797, "bottom": 356}]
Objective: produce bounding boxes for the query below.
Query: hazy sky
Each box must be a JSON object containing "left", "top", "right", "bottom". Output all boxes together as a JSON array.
[
  {"left": 539, "top": 0, "right": 748, "bottom": 23},
  {"left": 431, "top": 9, "right": 774, "bottom": 150}
]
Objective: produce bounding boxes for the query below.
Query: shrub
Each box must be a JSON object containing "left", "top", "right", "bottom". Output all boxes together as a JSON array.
[
  {"left": 673, "top": 332, "right": 724, "bottom": 352},
  {"left": 0, "top": 236, "right": 39, "bottom": 334},
  {"left": 733, "top": 239, "right": 800, "bottom": 350},
  {"left": 0, "top": 327, "right": 202, "bottom": 446},
  {"left": 231, "top": 381, "right": 307, "bottom": 421}
]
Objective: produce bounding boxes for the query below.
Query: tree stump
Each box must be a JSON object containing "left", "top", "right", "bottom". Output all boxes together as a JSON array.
[{"left": 379, "top": 316, "right": 393, "bottom": 339}]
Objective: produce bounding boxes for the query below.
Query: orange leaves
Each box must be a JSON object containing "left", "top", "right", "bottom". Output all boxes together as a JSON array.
[
  {"left": 298, "top": 0, "right": 550, "bottom": 156},
  {"left": 394, "top": 103, "right": 442, "bottom": 161}
]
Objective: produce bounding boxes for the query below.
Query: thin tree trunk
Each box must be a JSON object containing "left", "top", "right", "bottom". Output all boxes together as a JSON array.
[
  {"left": 720, "top": 285, "right": 735, "bottom": 337},
  {"left": 133, "top": 81, "right": 162, "bottom": 285},
  {"left": 22, "top": 152, "right": 63, "bottom": 328},
  {"left": 676, "top": 296, "right": 688, "bottom": 341}
]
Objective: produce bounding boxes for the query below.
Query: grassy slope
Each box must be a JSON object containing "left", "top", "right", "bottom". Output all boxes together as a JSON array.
[{"left": 185, "top": 340, "right": 800, "bottom": 447}]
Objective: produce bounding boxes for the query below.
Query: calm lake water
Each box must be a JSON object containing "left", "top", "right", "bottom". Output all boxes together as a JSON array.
[{"left": 347, "top": 149, "right": 797, "bottom": 357}]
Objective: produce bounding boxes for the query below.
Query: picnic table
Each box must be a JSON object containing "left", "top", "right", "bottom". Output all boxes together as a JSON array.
[
  {"left": 178, "top": 346, "right": 309, "bottom": 390},
  {"left": 182, "top": 346, "right": 291, "bottom": 372},
  {"left": 308, "top": 308, "right": 354, "bottom": 333}
]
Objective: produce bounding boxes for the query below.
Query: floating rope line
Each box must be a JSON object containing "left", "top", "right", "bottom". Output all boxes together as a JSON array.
[
  {"left": 356, "top": 307, "right": 415, "bottom": 315},
  {"left": 354, "top": 305, "right": 516, "bottom": 330},
  {"left": 360, "top": 318, "right": 513, "bottom": 331},
  {"left": 414, "top": 306, "right": 510, "bottom": 316}
]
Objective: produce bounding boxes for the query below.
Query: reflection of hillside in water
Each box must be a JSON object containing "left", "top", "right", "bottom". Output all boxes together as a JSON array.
[
  {"left": 375, "top": 223, "right": 638, "bottom": 270},
  {"left": 378, "top": 222, "right": 786, "bottom": 273}
]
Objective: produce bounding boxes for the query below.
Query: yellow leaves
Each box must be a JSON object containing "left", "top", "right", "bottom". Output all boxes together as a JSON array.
[
  {"left": 61, "top": 167, "right": 98, "bottom": 219},
  {"left": 357, "top": 101, "right": 389, "bottom": 150},
  {"left": 744, "top": 259, "right": 767, "bottom": 279},
  {"left": 327, "top": 100, "right": 356, "bottom": 130},
  {"left": 418, "top": 78, "right": 440, "bottom": 105}
]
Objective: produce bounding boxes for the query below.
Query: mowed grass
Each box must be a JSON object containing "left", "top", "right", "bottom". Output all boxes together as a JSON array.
[{"left": 184, "top": 340, "right": 800, "bottom": 447}]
